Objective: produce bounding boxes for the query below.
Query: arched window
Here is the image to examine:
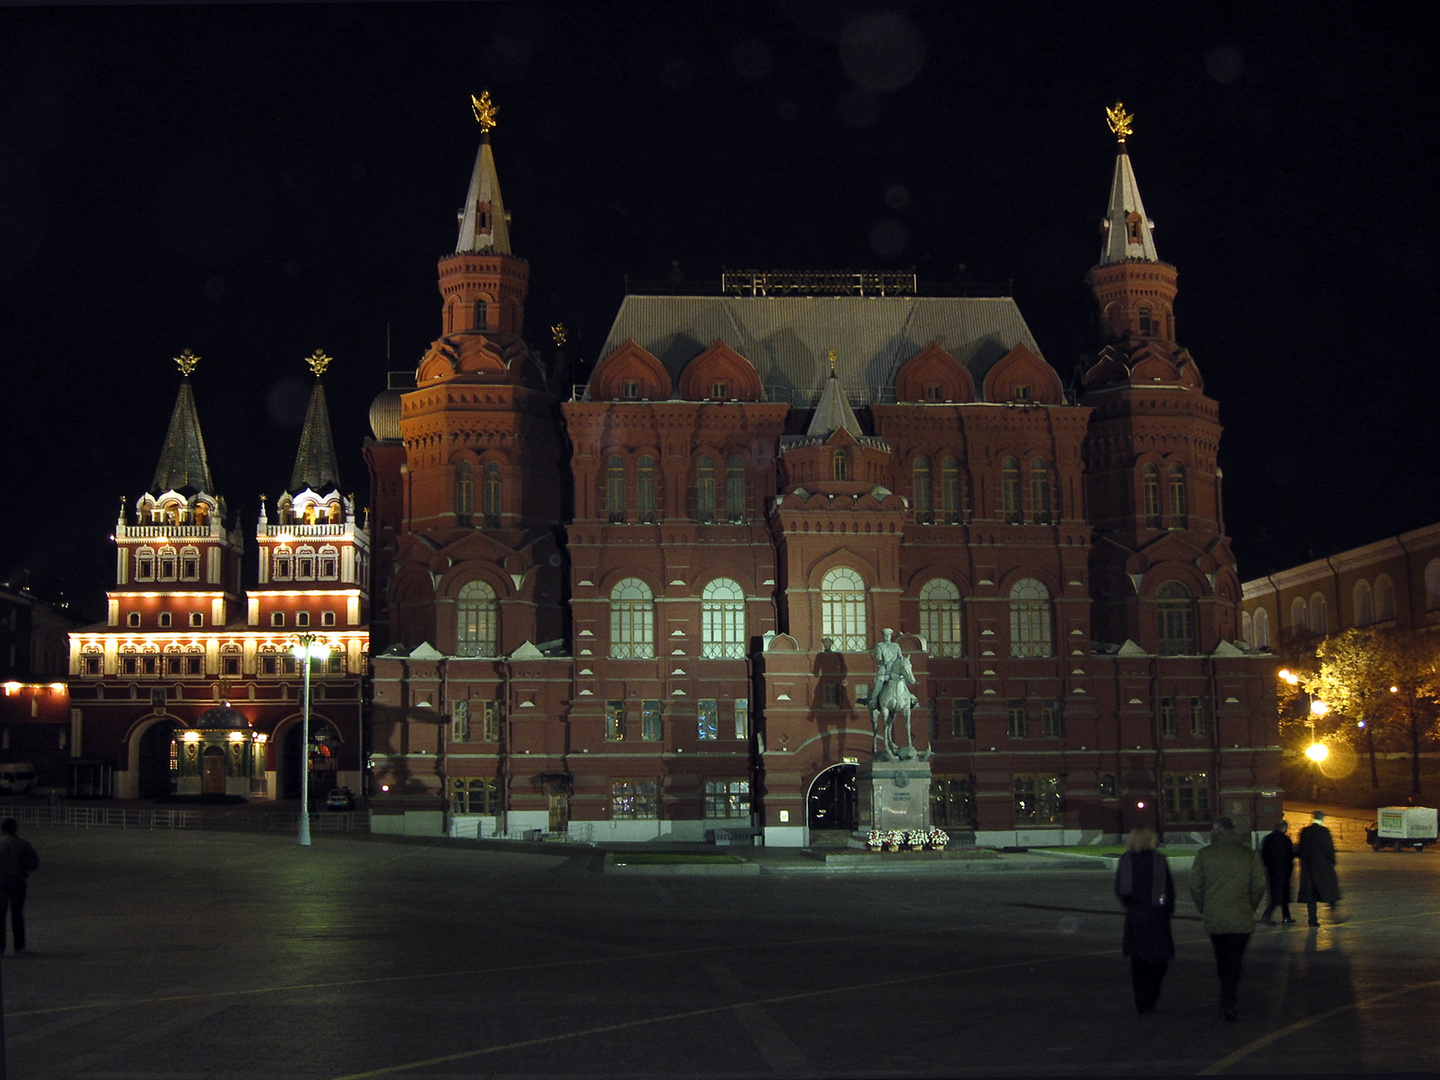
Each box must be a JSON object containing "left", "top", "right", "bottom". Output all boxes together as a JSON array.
[
  {"left": 913, "top": 457, "right": 933, "bottom": 524},
  {"left": 696, "top": 456, "right": 716, "bottom": 523},
  {"left": 1290, "top": 597, "right": 1307, "bottom": 633},
  {"left": 637, "top": 456, "right": 656, "bottom": 523},
  {"left": 1156, "top": 581, "right": 1196, "bottom": 655},
  {"left": 1001, "top": 457, "right": 1021, "bottom": 523},
  {"left": 820, "top": 567, "right": 866, "bottom": 652},
  {"left": 1142, "top": 464, "right": 1161, "bottom": 528},
  {"left": 456, "top": 580, "right": 498, "bottom": 657},
  {"left": 135, "top": 546, "right": 156, "bottom": 581},
  {"left": 473, "top": 299, "right": 488, "bottom": 330},
  {"left": 726, "top": 456, "right": 745, "bottom": 523},
  {"left": 941, "top": 457, "right": 961, "bottom": 523},
  {"left": 1030, "top": 458, "right": 1053, "bottom": 523},
  {"left": 1168, "top": 464, "right": 1188, "bottom": 526},
  {"left": 194, "top": 503, "right": 210, "bottom": 526},
  {"left": 1253, "top": 608, "right": 1271, "bottom": 649},
  {"left": 1241, "top": 610, "right": 1253, "bottom": 646},
  {"left": 832, "top": 450, "right": 848, "bottom": 481},
  {"left": 701, "top": 578, "right": 745, "bottom": 658},
  {"left": 1309, "top": 593, "right": 1328, "bottom": 636},
  {"left": 273, "top": 547, "right": 293, "bottom": 581},
  {"left": 318, "top": 546, "right": 339, "bottom": 579},
  {"left": 1375, "top": 574, "right": 1396, "bottom": 621},
  {"left": 1353, "top": 580, "right": 1374, "bottom": 626},
  {"left": 158, "top": 547, "right": 177, "bottom": 580},
  {"left": 1138, "top": 305, "right": 1152, "bottom": 335},
  {"left": 482, "top": 462, "right": 501, "bottom": 526},
  {"left": 295, "top": 546, "right": 316, "bottom": 580},
  {"left": 607, "top": 456, "right": 626, "bottom": 524},
  {"left": 919, "top": 578, "right": 963, "bottom": 657},
  {"left": 455, "top": 462, "right": 474, "bottom": 526},
  {"left": 1008, "top": 578, "right": 1053, "bottom": 658},
  {"left": 178, "top": 546, "right": 200, "bottom": 581},
  {"left": 610, "top": 578, "right": 655, "bottom": 658}
]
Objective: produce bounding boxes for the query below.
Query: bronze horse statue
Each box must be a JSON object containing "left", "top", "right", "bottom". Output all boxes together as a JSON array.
[{"left": 870, "top": 654, "right": 920, "bottom": 760}]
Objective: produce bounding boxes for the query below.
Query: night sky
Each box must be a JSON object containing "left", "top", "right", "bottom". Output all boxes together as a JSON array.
[{"left": 3, "top": 1, "right": 1436, "bottom": 619}]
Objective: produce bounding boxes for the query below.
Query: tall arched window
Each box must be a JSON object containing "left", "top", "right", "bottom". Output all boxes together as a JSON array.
[
  {"left": 1142, "top": 464, "right": 1161, "bottom": 528},
  {"left": 919, "top": 578, "right": 963, "bottom": 657},
  {"left": 1168, "top": 464, "right": 1188, "bottom": 526},
  {"left": 913, "top": 457, "right": 933, "bottom": 524},
  {"left": 701, "top": 578, "right": 745, "bottom": 658},
  {"left": 1138, "top": 305, "right": 1153, "bottom": 335},
  {"left": 1375, "top": 574, "right": 1396, "bottom": 621},
  {"left": 726, "top": 456, "right": 745, "bottom": 523},
  {"left": 1030, "top": 458, "right": 1053, "bottom": 523},
  {"left": 637, "top": 456, "right": 656, "bottom": 523},
  {"left": 821, "top": 567, "right": 867, "bottom": 652},
  {"left": 456, "top": 580, "right": 498, "bottom": 657},
  {"left": 833, "top": 450, "right": 849, "bottom": 481},
  {"left": 455, "top": 462, "right": 474, "bottom": 526},
  {"left": 609, "top": 578, "right": 655, "bottom": 658},
  {"left": 696, "top": 456, "right": 716, "bottom": 523},
  {"left": 482, "top": 462, "right": 501, "bottom": 526},
  {"left": 1290, "top": 597, "right": 1308, "bottom": 633},
  {"left": 1001, "top": 457, "right": 1021, "bottom": 523},
  {"left": 1353, "top": 580, "right": 1374, "bottom": 626},
  {"left": 1309, "top": 593, "right": 1328, "bottom": 636},
  {"left": 607, "top": 456, "right": 626, "bottom": 524},
  {"left": 1241, "top": 611, "right": 1253, "bottom": 647},
  {"left": 941, "top": 457, "right": 961, "bottom": 523},
  {"left": 1253, "top": 608, "right": 1271, "bottom": 649},
  {"left": 1008, "top": 578, "right": 1052, "bottom": 658},
  {"left": 1156, "top": 581, "right": 1196, "bottom": 655}
]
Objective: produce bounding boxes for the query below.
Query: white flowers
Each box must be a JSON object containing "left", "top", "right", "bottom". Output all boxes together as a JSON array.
[{"left": 867, "top": 827, "right": 949, "bottom": 850}]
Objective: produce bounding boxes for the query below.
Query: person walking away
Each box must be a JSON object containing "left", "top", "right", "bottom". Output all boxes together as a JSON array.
[
  {"left": 0, "top": 817, "right": 39, "bottom": 953},
  {"left": 1189, "top": 816, "right": 1265, "bottom": 1021},
  {"left": 1260, "top": 820, "right": 1295, "bottom": 925},
  {"left": 1297, "top": 811, "right": 1341, "bottom": 926},
  {"left": 1114, "top": 825, "right": 1175, "bottom": 1014}
]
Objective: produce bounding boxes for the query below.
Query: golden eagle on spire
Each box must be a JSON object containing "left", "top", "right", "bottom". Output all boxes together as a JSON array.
[
  {"left": 304, "top": 349, "right": 333, "bottom": 377},
  {"left": 1106, "top": 101, "right": 1134, "bottom": 144},
  {"left": 174, "top": 349, "right": 201, "bottom": 376},
  {"left": 471, "top": 90, "right": 498, "bottom": 133}
]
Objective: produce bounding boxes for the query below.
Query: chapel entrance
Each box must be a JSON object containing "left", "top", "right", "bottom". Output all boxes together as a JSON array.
[
  {"left": 808, "top": 763, "right": 858, "bottom": 832},
  {"left": 201, "top": 746, "right": 226, "bottom": 795}
]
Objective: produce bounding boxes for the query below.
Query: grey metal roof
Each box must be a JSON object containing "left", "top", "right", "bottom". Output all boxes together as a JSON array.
[
  {"left": 151, "top": 379, "right": 214, "bottom": 495},
  {"left": 594, "top": 294, "right": 1044, "bottom": 405},
  {"left": 290, "top": 379, "right": 341, "bottom": 493}
]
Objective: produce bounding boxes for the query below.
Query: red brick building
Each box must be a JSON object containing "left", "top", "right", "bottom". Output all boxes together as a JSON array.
[
  {"left": 366, "top": 105, "right": 1280, "bottom": 845},
  {"left": 67, "top": 352, "right": 369, "bottom": 801}
]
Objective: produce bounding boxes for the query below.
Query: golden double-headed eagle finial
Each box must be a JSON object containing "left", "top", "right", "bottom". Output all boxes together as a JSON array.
[
  {"left": 471, "top": 90, "right": 498, "bottom": 133},
  {"left": 1106, "top": 101, "right": 1134, "bottom": 144},
  {"left": 174, "top": 349, "right": 201, "bottom": 376},
  {"left": 304, "top": 349, "right": 333, "bottom": 377},
  {"left": 827, "top": 349, "right": 838, "bottom": 375},
  {"left": 551, "top": 323, "right": 568, "bottom": 348}
]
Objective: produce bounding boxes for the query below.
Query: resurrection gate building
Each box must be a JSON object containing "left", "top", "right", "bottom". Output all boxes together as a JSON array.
[{"left": 366, "top": 99, "right": 1280, "bottom": 846}]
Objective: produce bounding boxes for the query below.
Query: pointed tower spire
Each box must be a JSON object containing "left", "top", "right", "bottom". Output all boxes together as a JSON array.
[
  {"left": 290, "top": 349, "right": 342, "bottom": 494},
  {"left": 1086, "top": 104, "right": 1177, "bottom": 344},
  {"left": 1099, "top": 103, "right": 1158, "bottom": 264},
  {"left": 806, "top": 351, "right": 864, "bottom": 439},
  {"left": 152, "top": 349, "right": 215, "bottom": 494},
  {"left": 454, "top": 91, "right": 512, "bottom": 255}
]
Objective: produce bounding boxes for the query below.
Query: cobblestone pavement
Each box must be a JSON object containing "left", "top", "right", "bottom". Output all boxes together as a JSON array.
[{"left": 2, "top": 827, "right": 1436, "bottom": 1078}]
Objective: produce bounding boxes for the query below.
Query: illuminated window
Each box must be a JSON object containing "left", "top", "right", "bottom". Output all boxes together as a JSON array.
[
  {"left": 605, "top": 700, "right": 626, "bottom": 741},
  {"left": 1253, "top": 608, "right": 1271, "bottom": 649},
  {"left": 931, "top": 775, "right": 975, "bottom": 828},
  {"left": 697, "top": 699, "right": 718, "bottom": 741},
  {"left": 1008, "top": 578, "right": 1053, "bottom": 658},
  {"left": 452, "top": 777, "right": 500, "bottom": 815},
  {"left": 641, "top": 700, "right": 662, "bottom": 741},
  {"left": 832, "top": 450, "right": 848, "bottom": 481},
  {"left": 609, "top": 579, "right": 655, "bottom": 658},
  {"left": 820, "top": 567, "right": 866, "bottom": 652},
  {"left": 612, "top": 780, "right": 657, "bottom": 819},
  {"left": 734, "top": 698, "right": 749, "bottom": 739},
  {"left": 1163, "top": 772, "right": 1210, "bottom": 824},
  {"left": 456, "top": 580, "right": 498, "bottom": 657},
  {"left": 919, "top": 578, "right": 962, "bottom": 657},
  {"left": 1309, "top": 592, "right": 1328, "bottom": 636},
  {"left": 704, "top": 780, "right": 750, "bottom": 818},
  {"left": 701, "top": 578, "right": 745, "bottom": 658},
  {"left": 1013, "top": 774, "right": 1062, "bottom": 826}
]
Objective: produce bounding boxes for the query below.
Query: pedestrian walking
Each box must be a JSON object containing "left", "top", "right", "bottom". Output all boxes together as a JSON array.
[
  {"left": 1260, "top": 819, "right": 1295, "bottom": 925},
  {"left": 1189, "top": 816, "right": 1265, "bottom": 1021},
  {"left": 0, "top": 816, "right": 40, "bottom": 954},
  {"left": 1114, "top": 825, "right": 1175, "bottom": 1014},
  {"left": 1297, "top": 811, "right": 1341, "bottom": 926}
]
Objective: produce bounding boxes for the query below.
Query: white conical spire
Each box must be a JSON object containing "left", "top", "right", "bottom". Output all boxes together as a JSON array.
[
  {"left": 454, "top": 91, "right": 511, "bottom": 255},
  {"left": 1098, "top": 102, "right": 1158, "bottom": 265}
]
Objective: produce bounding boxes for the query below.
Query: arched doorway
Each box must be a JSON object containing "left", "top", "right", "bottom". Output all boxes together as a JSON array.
[
  {"left": 136, "top": 720, "right": 179, "bottom": 799},
  {"left": 808, "top": 763, "right": 858, "bottom": 832},
  {"left": 280, "top": 719, "right": 340, "bottom": 802}
]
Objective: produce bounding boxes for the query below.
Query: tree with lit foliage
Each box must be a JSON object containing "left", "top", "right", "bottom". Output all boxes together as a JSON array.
[{"left": 1315, "top": 628, "right": 1440, "bottom": 795}]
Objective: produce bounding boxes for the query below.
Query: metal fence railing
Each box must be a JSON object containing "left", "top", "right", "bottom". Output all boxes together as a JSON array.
[{"left": 0, "top": 804, "right": 370, "bottom": 834}]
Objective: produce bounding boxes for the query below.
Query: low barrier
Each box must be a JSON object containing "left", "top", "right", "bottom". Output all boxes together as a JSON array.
[{"left": 0, "top": 803, "right": 371, "bottom": 833}]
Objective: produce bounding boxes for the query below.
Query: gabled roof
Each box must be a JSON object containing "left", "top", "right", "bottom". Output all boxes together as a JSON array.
[
  {"left": 151, "top": 378, "right": 214, "bottom": 495},
  {"left": 289, "top": 379, "right": 341, "bottom": 494},
  {"left": 594, "top": 295, "right": 1043, "bottom": 405}
]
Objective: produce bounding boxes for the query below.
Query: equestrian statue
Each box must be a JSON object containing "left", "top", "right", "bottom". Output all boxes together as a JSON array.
[{"left": 870, "top": 629, "right": 926, "bottom": 761}]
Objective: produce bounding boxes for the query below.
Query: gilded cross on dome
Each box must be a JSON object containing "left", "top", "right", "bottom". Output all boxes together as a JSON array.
[
  {"left": 304, "top": 349, "right": 333, "bottom": 377},
  {"left": 1106, "top": 101, "right": 1134, "bottom": 144},
  {"left": 174, "top": 349, "right": 201, "bottom": 376},
  {"left": 471, "top": 91, "right": 498, "bottom": 133}
]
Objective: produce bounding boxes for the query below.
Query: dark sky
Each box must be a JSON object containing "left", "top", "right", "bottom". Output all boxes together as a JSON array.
[{"left": 3, "top": 1, "right": 1437, "bottom": 619}]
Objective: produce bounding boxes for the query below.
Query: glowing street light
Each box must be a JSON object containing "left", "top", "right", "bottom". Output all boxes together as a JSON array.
[{"left": 292, "top": 634, "right": 330, "bottom": 847}]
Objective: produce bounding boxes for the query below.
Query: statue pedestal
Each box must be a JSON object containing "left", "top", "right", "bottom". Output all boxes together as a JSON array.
[{"left": 857, "top": 758, "right": 932, "bottom": 835}]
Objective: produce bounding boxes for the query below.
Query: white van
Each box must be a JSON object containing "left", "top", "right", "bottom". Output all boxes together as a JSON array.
[{"left": 0, "top": 764, "right": 38, "bottom": 796}]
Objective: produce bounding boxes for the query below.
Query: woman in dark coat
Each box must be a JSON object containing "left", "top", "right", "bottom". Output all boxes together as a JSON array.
[
  {"left": 1297, "top": 812, "right": 1341, "bottom": 925},
  {"left": 1115, "top": 825, "right": 1175, "bottom": 1014}
]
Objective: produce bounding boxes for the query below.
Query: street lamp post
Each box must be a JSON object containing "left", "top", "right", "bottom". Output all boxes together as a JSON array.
[
  {"left": 1280, "top": 669, "right": 1329, "bottom": 800},
  {"left": 293, "top": 634, "right": 330, "bottom": 846}
]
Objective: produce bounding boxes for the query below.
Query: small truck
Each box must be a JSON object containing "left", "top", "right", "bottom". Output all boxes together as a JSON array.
[{"left": 1366, "top": 806, "right": 1439, "bottom": 852}]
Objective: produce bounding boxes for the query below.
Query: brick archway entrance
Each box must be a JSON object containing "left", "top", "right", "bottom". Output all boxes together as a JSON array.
[{"left": 807, "top": 763, "right": 857, "bottom": 833}]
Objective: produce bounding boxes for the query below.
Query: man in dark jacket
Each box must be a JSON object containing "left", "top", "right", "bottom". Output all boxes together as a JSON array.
[
  {"left": 1189, "top": 816, "right": 1265, "bottom": 1021},
  {"left": 0, "top": 817, "right": 39, "bottom": 953},
  {"left": 1260, "top": 819, "right": 1295, "bottom": 924},
  {"left": 1297, "top": 811, "right": 1341, "bottom": 926}
]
